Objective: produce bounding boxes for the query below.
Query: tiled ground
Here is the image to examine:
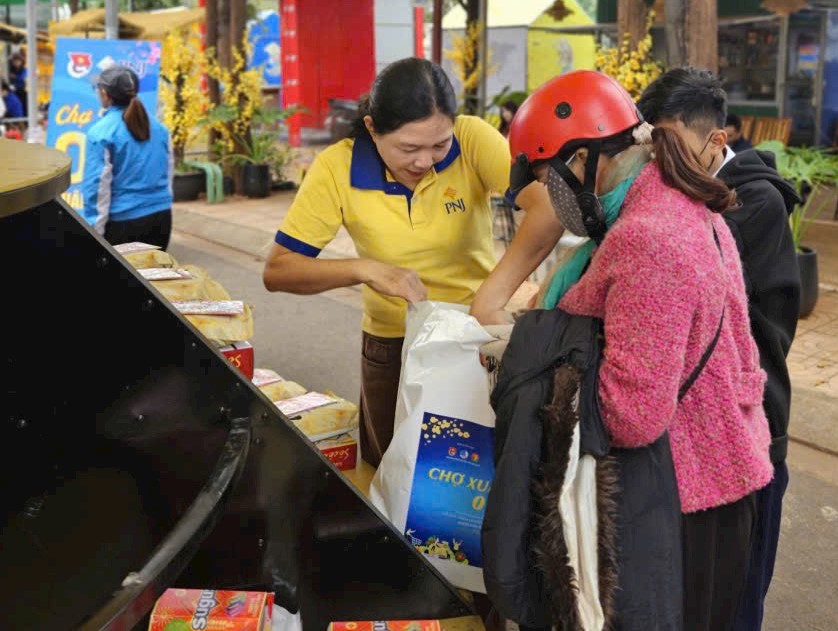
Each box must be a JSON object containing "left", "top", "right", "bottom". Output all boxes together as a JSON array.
[{"left": 788, "top": 288, "right": 838, "bottom": 393}]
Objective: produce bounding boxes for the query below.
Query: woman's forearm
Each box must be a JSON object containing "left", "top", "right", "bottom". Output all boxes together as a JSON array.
[
  {"left": 263, "top": 246, "right": 366, "bottom": 295},
  {"left": 472, "top": 184, "right": 563, "bottom": 320},
  {"left": 263, "top": 245, "right": 427, "bottom": 303}
]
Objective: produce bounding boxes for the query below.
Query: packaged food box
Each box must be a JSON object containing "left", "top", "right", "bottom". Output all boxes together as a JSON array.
[
  {"left": 259, "top": 380, "right": 307, "bottom": 401},
  {"left": 220, "top": 341, "right": 255, "bottom": 379},
  {"left": 176, "top": 302, "right": 255, "bottom": 346},
  {"left": 149, "top": 588, "right": 274, "bottom": 631},
  {"left": 275, "top": 392, "right": 359, "bottom": 439},
  {"left": 146, "top": 269, "right": 231, "bottom": 303},
  {"left": 316, "top": 432, "right": 358, "bottom": 471},
  {"left": 253, "top": 368, "right": 284, "bottom": 387},
  {"left": 327, "top": 622, "right": 441, "bottom": 631},
  {"left": 115, "top": 242, "right": 179, "bottom": 270}
]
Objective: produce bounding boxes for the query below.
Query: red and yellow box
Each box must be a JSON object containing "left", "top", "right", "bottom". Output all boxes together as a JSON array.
[
  {"left": 220, "top": 341, "right": 254, "bottom": 379},
  {"left": 317, "top": 434, "right": 358, "bottom": 471},
  {"left": 328, "top": 622, "right": 442, "bottom": 631},
  {"left": 149, "top": 589, "right": 273, "bottom": 630}
]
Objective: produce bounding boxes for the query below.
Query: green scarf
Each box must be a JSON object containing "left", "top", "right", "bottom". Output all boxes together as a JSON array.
[
  {"left": 541, "top": 175, "right": 636, "bottom": 308},
  {"left": 540, "top": 145, "right": 657, "bottom": 309}
]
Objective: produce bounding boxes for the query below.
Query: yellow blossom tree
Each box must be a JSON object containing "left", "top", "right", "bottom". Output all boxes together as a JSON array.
[
  {"left": 160, "top": 28, "right": 210, "bottom": 169},
  {"left": 595, "top": 11, "right": 663, "bottom": 100},
  {"left": 444, "top": 22, "right": 497, "bottom": 114},
  {"left": 204, "top": 39, "right": 264, "bottom": 159}
]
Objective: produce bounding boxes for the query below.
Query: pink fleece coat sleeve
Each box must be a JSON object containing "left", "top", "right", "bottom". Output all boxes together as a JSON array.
[{"left": 568, "top": 224, "right": 701, "bottom": 448}]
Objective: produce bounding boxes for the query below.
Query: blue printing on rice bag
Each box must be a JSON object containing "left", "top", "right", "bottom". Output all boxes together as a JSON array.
[{"left": 404, "top": 412, "right": 495, "bottom": 568}]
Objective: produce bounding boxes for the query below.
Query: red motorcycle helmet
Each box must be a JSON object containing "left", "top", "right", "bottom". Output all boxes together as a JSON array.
[
  {"left": 510, "top": 71, "right": 640, "bottom": 169},
  {"left": 508, "top": 70, "right": 642, "bottom": 242}
]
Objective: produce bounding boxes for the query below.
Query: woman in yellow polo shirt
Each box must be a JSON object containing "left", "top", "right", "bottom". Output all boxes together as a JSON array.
[{"left": 263, "top": 57, "right": 555, "bottom": 468}]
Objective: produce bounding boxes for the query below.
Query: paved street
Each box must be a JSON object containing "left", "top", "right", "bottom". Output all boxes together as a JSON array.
[{"left": 169, "top": 230, "right": 838, "bottom": 631}]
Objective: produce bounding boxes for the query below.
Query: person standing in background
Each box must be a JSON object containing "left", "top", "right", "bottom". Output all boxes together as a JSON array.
[
  {"left": 2, "top": 81, "right": 24, "bottom": 120},
  {"left": 725, "top": 113, "right": 754, "bottom": 152},
  {"left": 8, "top": 52, "right": 28, "bottom": 116},
  {"left": 81, "top": 66, "right": 174, "bottom": 249},
  {"left": 638, "top": 66, "right": 800, "bottom": 631},
  {"left": 498, "top": 100, "right": 519, "bottom": 138}
]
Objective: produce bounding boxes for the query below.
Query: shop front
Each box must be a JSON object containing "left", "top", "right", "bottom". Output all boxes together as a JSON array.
[
  {"left": 718, "top": 8, "right": 831, "bottom": 147},
  {"left": 596, "top": 0, "right": 837, "bottom": 147}
]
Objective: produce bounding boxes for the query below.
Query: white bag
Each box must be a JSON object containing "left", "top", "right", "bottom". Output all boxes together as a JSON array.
[{"left": 370, "top": 301, "right": 496, "bottom": 593}]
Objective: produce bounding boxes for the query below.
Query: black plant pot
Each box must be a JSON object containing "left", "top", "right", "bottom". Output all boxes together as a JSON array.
[
  {"left": 272, "top": 179, "right": 298, "bottom": 191},
  {"left": 241, "top": 164, "right": 272, "bottom": 199},
  {"left": 798, "top": 246, "right": 818, "bottom": 318},
  {"left": 172, "top": 171, "right": 205, "bottom": 202},
  {"left": 223, "top": 175, "right": 235, "bottom": 196}
]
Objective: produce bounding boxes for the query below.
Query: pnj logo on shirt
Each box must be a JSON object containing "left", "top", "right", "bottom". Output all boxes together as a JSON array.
[{"left": 443, "top": 187, "right": 466, "bottom": 214}]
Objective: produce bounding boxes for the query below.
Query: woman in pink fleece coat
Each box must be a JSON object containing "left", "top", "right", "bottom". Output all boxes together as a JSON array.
[{"left": 473, "top": 71, "right": 773, "bottom": 630}]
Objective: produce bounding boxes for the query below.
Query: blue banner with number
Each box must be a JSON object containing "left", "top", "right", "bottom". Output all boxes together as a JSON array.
[
  {"left": 404, "top": 412, "right": 494, "bottom": 568},
  {"left": 46, "top": 37, "right": 161, "bottom": 211}
]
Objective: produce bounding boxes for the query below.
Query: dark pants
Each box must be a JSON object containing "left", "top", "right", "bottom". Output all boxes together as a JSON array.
[
  {"left": 358, "top": 332, "right": 403, "bottom": 468},
  {"left": 733, "top": 461, "right": 789, "bottom": 631},
  {"left": 104, "top": 209, "right": 172, "bottom": 251},
  {"left": 613, "top": 433, "right": 684, "bottom": 631},
  {"left": 683, "top": 491, "right": 758, "bottom": 631}
]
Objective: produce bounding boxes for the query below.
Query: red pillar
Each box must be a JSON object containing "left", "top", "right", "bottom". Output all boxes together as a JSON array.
[
  {"left": 280, "top": 0, "right": 302, "bottom": 147},
  {"left": 414, "top": 6, "right": 424, "bottom": 58},
  {"left": 198, "top": 0, "right": 207, "bottom": 93}
]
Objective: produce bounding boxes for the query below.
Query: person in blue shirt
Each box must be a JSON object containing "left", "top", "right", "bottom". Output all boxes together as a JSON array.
[
  {"left": 2, "top": 81, "right": 24, "bottom": 119},
  {"left": 82, "top": 66, "right": 173, "bottom": 249},
  {"left": 8, "top": 53, "right": 27, "bottom": 115}
]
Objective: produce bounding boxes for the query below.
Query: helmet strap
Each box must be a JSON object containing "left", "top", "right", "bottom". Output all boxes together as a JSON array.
[{"left": 551, "top": 140, "right": 607, "bottom": 245}]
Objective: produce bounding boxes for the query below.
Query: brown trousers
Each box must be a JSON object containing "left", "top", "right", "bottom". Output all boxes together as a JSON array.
[{"left": 359, "top": 332, "right": 404, "bottom": 468}]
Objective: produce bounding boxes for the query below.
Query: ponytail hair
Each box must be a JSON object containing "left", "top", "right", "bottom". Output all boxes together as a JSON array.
[
  {"left": 350, "top": 93, "right": 373, "bottom": 138},
  {"left": 652, "top": 126, "right": 735, "bottom": 212},
  {"left": 123, "top": 96, "right": 150, "bottom": 142}
]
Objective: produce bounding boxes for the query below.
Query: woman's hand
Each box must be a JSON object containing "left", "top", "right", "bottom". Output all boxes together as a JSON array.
[{"left": 361, "top": 259, "right": 428, "bottom": 303}]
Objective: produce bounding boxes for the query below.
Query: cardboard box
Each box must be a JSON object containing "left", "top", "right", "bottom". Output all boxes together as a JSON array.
[
  {"left": 149, "top": 589, "right": 273, "bottom": 631},
  {"left": 316, "top": 433, "right": 358, "bottom": 471},
  {"left": 327, "top": 622, "right": 441, "bottom": 631},
  {"left": 220, "top": 341, "right": 254, "bottom": 379}
]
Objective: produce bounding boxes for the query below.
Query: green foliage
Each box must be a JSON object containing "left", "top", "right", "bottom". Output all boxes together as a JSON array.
[
  {"left": 211, "top": 104, "right": 304, "bottom": 172},
  {"left": 756, "top": 141, "right": 838, "bottom": 251}
]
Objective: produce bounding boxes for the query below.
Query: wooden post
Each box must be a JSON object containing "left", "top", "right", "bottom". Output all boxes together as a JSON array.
[
  {"left": 205, "top": 0, "right": 220, "bottom": 155},
  {"left": 230, "top": 0, "right": 248, "bottom": 191},
  {"left": 659, "top": 0, "right": 719, "bottom": 72},
  {"left": 664, "top": 0, "right": 685, "bottom": 67},
  {"left": 218, "top": 0, "right": 231, "bottom": 71},
  {"left": 460, "top": 0, "right": 479, "bottom": 115},
  {"left": 617, "top": 0, "right": 650, "bottom": 50},
  {"left": 684, "top": 0, "right": 718, "bottom": 72},
  {"left": 432, "top": 0, "right": 442, "bottom": 64}
]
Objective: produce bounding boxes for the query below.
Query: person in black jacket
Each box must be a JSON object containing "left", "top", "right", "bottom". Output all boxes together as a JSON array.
[
  {"left": 637, "top": 67, "right": 801, "bottom": 631},
  {"left": 725, "top": 113, "right": 754, "bottom": 152}
]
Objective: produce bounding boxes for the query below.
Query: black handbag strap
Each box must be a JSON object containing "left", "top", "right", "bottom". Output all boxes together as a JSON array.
[{"left": 678, "top": 225, "right": 725, "bottom": 402}]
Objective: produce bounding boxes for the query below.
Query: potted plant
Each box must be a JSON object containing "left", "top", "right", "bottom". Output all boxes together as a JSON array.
[
  {"left": 205, "top": 105, "right": 300, "bottom": 198},
  {"left": 160, "top": 28, "right": 212, "bottom": 202},
  {"left": 227, "top": 126, "right": 281, "bottom": 198},
  {"left": 757, "top": 141, "right": 838, "bottom": 317}
]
